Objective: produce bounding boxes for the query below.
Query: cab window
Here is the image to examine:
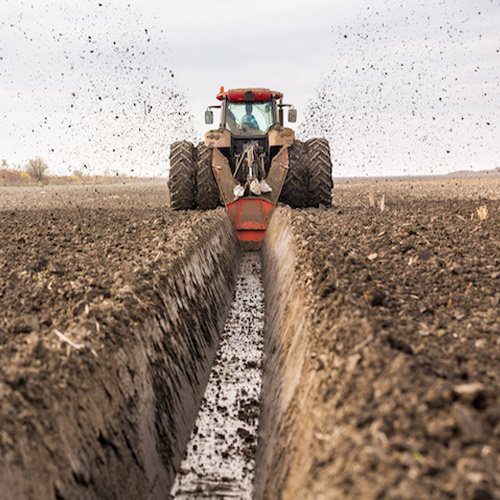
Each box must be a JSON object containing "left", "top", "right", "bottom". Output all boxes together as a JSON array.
[{"left": 225, "top": 101, "right": 274, "bottom": 135}]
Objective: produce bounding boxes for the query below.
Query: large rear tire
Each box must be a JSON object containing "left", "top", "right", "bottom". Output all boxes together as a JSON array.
[
  {"left": 280, "top": 140, "right": 308, "bottom": 208},
  {"left": 168, "top": 141, "right": 196, "bottom": 210},
  {"left": 305, "top": 138, "right": 333, "bottom": 208},
  {"left": 195, "top": 143, "right": 219, "bottom": 210}
]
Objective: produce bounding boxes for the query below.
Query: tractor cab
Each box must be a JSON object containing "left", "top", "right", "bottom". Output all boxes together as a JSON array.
[
  {"left": 205, "top": 88, "right": 296, "bottom": 134},
  {"left": 168, "top": 86, "right": 333, "bottom": 250},
  {"left": 204, "top": 88, "right": 297, "bottom": 193}
]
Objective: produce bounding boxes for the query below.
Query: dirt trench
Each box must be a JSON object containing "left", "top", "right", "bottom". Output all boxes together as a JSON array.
[
  {"left": 0, "top": 185, "right": 240, "bottom": 499},
  {"left": 171, "top": 253, "right": 265, "bottom": 499}
]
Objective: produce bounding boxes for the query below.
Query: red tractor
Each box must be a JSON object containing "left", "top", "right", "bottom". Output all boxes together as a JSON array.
[{"left": 168, "top": 87, "right": 333, "bottom": 246}]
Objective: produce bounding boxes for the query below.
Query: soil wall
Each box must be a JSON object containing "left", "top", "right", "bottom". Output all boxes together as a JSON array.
[
  {"left": 255, "top": 208, "right": 318, "bottom": 499},
  {"left": 0, "top": 205, "right": 240, "bottom": 499},
  {"left": 256, "top": 180, "right": 500, "bottom": 499}
]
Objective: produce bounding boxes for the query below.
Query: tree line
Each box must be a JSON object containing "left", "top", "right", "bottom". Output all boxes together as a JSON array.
[{"left": 1, "top": 157, "right": 49, "bottom": 183}]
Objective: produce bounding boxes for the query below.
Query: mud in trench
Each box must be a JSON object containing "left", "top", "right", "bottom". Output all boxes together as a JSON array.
[{"left": 171, "top": 253, "right": 264, "bottom": 499}]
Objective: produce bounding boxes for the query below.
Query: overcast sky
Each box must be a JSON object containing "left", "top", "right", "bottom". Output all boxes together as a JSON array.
[{"left": 0, "top": 0, "right": 498, "bottom": 177}]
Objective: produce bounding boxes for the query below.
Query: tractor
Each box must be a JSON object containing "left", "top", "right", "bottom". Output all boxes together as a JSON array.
[{"left": 168, "top": 87, "right": 333, "bottom": 247}]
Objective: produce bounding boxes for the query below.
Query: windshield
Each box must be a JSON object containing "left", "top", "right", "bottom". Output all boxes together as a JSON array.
[{"left": 225, "top": 101, "right": 274, "bottom": 136}]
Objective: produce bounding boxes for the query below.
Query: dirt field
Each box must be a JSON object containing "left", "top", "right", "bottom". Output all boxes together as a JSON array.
[
  {"left": 0, "top": 182, "right": 240, "bottom": 499},
  {"left": 259, "top": 177, "right": 500, "bottom": 499},
  {"left": 1, "top": 182, "right": 174, "bottom": 338},
  {"left": 1, "top": 178, "right": 499, "bottom": 499}
]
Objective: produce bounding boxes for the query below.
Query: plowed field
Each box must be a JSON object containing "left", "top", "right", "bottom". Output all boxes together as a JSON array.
[
  {"left": 0, "top": 182, "right": 240, "bottom": 499},
  {"left": 260, "top": 177, "right": 500, "bottom": 500},
  {"left": 1, "top": 177, "right": 499, "bottom": 499}
]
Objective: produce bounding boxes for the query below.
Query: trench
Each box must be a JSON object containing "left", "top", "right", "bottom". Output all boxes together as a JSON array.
[
  {"left": 164, "top": 209, "right": 308, "bottom": 499},
  {"left": 0, "top": 209, "right": 307, "bottom": 500},
  {"left": 166, "top": 208, "right": 309, "bottom": 500},
  {"left": 170, "top": 253, "right": 265, "bottom": 499}
]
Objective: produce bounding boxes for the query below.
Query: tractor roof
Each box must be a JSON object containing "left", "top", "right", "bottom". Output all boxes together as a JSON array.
[{"left": 216, "top": 88, "right": 283, "bottom": 102}]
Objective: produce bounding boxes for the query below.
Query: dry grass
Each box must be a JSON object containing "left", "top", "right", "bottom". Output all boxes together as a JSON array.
[
  {"left": 0, "top": 169, "right": 34, "bottom": 185},
  {"left": 476, "top": 205, "right": 488, "bottom": 221},
  {"left": 1, "top": 168, "right": 150, "bottom": 187},
  {"left": 379, "top": 195, "right": 385, "bottom": 212},
  {"left": 368, "top": 192, "right": 385, "bottom": 212},
  {"left": 368, "top": 191, "right": 376, "bottom": 208}
]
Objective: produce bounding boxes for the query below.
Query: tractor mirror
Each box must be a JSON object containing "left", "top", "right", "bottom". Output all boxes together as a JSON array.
[
  {"left": 288, "top": 108, "right": 297, "bottom": 123},
  {"left": 205, "top": 110, "right": 214, "bottom": 125}
]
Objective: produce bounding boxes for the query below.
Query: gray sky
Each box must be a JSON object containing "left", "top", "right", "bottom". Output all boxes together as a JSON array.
[{"left": 0, "top": 0, "right": 498, "bottom": 177}]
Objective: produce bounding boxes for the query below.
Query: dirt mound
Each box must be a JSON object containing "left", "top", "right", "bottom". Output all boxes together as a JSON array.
[
  {"left": 0, "top": 183, "right": 239, "bottom": 499},
  {"left": 258, "top": 178, "right": 500, "bottom": 499}
]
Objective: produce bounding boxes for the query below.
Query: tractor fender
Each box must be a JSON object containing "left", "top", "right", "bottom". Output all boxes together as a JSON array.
[
  {"left": 268, "top": 126, "right": 295, "bottom": 148},
  {"left": 205, "top": 128, "right": 231, "bottom": 149}
]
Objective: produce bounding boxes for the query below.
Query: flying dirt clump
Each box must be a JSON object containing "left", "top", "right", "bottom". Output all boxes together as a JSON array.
[
  {"left": 0, "top": 2, "right": 196, "bottom": 177},
  {"left": 300, "top": 1, "right": 499, "bottom": 177}
]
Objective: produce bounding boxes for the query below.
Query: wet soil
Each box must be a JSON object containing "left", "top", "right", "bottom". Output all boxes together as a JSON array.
[
  {"left": 259, "top": 177, "right": 500, "bottom": 499},
  {"left": 171, "top": 253, "right": 264, "bottom": 499},
  {"left": 0, "top": 182, "right": 239, "bottom": 499}
]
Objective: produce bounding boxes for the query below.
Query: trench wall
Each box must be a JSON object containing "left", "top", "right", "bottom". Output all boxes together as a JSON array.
[
  {"left": 255, "top": 208, "right": 320, "bottom": 499},
  {"left": 0, "top": 214, "right": 240, "bottom": 500}
]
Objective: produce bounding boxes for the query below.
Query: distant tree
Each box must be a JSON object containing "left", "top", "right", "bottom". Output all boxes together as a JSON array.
[
  {"left": 25, "top": 157, "right": 49, "bottom": 182},
  {"left": 1, "top": 159, "right": 7, "bottom": 169}
]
